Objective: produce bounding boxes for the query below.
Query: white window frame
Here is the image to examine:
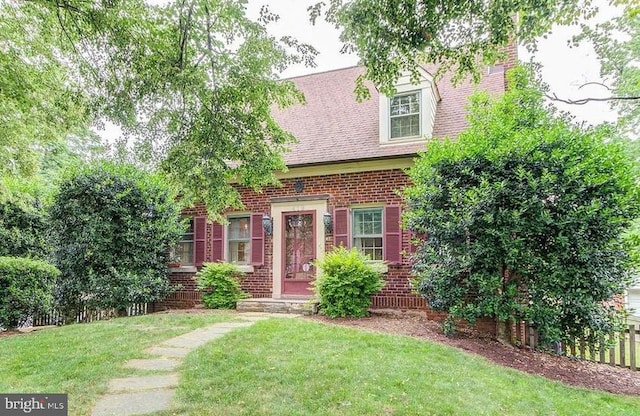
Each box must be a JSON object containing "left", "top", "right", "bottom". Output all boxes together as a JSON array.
[
  {"left": 175, "top": 218, "right": 194, "bottom": 266},
  {"left": 379, "top": 68, "right": 439, "bottom": 144},
  {"left": 352, "top": 207, "right": 384, "bottom": 262},
  {"left": 389, "top": 91, "right": 422, "bottom": 139},
  {"left": 227, "top": 215, "right": 251, "bottom": 265}
]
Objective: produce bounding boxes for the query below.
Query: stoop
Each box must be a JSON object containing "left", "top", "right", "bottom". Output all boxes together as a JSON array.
[{"left": 236, "top": 298, "right": 318, "bottom": 315}]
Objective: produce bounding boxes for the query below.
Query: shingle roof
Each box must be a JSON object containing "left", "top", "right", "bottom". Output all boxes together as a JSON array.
[{"left": 273, "top": 65, "right": 507, "bottom": 167}]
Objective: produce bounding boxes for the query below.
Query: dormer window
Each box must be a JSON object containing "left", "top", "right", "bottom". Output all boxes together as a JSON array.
[
  {"left": 390, "top": 91, "right": 421, "bottom": 139},
  {"left": 379, "top": 68, "right": 440, "bottom": 144}
]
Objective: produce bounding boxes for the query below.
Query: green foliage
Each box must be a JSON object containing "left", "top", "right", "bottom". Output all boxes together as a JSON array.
[
  {"left": 0, "top": 256, "right": 59, "bottom": 329},
  {"left": 3, "top": 0, "right": 316, "bottom": 216},
  {"left": 0, "top": 2, "right": 93, "bottom": 180},
  {"left": 0, "top": 180, "right": 50, "bottom": 259},
  {"left": 49, "top": 161, "right": 184, "bottom": 313},
  {"left": 405, "top": 66, "right": 640, "bottom": 345},
  {"left": 314, "top": 247, "right": 385, "bottom": 318},
  {"left": 312, "top": 0, "right": 593, "bottom": 99},
  {"left": 196, "top": 262, "right": 248, "bottom": 309}
]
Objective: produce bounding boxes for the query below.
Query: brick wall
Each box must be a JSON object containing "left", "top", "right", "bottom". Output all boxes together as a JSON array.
[
  {"left": 153, "top": 166, "right": 499, "bottom": 337},
  {"left": 153, "top": 272, "right": 201, "bottom": 311},
  {"left": 236, "top": 168, "right": 425, "bottom": 310},
  {"left": 155, "top": 168, "right": 426, "bottom": 311}
]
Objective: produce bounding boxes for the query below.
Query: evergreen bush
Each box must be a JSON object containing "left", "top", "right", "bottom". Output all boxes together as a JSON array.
[{"left": 0, "top": 256, "right": 59, "bottom": 328}]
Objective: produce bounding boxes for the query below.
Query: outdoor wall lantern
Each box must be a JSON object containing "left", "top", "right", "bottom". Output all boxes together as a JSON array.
[
  {"left": 323, "top": 212, "right": 333, "bottom": 234},
  {"left": 262, "top": 214, "right": 273, "bottom": 236}
]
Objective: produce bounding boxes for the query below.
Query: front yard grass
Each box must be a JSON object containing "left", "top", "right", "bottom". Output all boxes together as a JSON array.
[
  {"left": 0, "top": 312, "right": 237, "bottom": 416},
  {"left": 168, "top": 319, "right": 640, "bottom": 416},
  {"left": 2, "top": 314, "right": 640, "bottom": 415}
]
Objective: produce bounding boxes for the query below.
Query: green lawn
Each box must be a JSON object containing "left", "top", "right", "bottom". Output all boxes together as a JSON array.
[
  {"left": 1, "top": 315, "right": 639, "bottom": 416},
  {"left": 0, "top": 312, "right": 237, "bottom": 416},
  {"left": 165, "top": 319, "right": 640, "bottom": 416}
]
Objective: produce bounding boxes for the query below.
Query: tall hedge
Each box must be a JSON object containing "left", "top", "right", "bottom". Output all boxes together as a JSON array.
[
  {"left": 49, "top": 162, "right": 184, "bottom": 314},
  {"left": 0, "top": 256, "right": 59, "bottom": 328},
  {"left": 405, "top": 67, "right": 640, "bottom": 345},
  {"left": 0, "top": 180, "right": 49, "bottom": 259}
]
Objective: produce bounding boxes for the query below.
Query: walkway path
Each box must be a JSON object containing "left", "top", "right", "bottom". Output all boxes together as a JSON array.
[{"left": 92, "top": 312, "right": 297, "bottom": 416}]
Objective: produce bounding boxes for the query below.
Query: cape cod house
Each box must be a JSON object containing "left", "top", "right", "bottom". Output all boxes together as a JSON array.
[{"left": 155, "top": 50, "right": 516, "bottom": 319}]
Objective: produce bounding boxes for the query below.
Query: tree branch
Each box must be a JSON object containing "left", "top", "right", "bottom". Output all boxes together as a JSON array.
[
  {"left": 578, "top": 81, "right": 613, "bottom": 92},
  {"left": 545, "top": 93, "right": 640, "bottom": 105}
]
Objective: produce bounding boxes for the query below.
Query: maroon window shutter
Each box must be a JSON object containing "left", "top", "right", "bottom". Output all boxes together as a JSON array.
[
  {"left": 333, "top": 208, "right": 350, "bottom": 248},
  {"left": 210, "top": 221, "right": 224, "bottom": 262},
  {"left": 194, "top": 216, "right": 207, "bottom": 267},
  {"left": 384, "top": 206, "right": 402, "bottom": 265},
  {"left": 250, "top": 213, "right": 264, "bottom": 266}
]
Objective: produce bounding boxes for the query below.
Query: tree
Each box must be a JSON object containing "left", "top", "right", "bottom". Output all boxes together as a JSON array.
[
  {"left": 571, "top": 4, "right": 640, "bottom": 134},
  {"left": 404, "top": 67, "right": 640, "bottom": 345},
  {"left": 311, "top": 0, "right": 597, "bottom": 98},
  {"left": 49, "top": 162, "right": 184, "bottom": 315},
  {"left": 0, "top": 2, "right": 92, "bottom": 179},
  {"left": 2, "top": 0, "right": 317, "bottom": 216}
]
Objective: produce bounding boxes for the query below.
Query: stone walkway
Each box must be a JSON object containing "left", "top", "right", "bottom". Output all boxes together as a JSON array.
[{"left": 92, "top": 313, "right": 297, "bottom": 416}]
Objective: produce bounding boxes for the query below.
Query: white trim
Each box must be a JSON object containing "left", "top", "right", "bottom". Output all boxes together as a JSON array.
[
  {"left": 170, "top": 266, "right": 197, "bottom": 273},
  {"left": 369, "top": 262, "right": 389, "bottom": 274},
  {"left": 237, "top": 265, "right": 255, "bottom": 273},
  {"left": 276, "top": 158, "right": 415, "bottom": 180},
  {"left": 225, "top": 213, "right": 251, "bottom": 267},
  {"left": 271, "top": 199, "right": 327, "bottom": 299},
  {"left": 379, "top": 69, "right": 439, "bottom": 144}
]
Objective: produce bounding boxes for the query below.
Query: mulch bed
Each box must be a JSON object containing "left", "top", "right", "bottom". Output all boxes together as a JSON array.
[{"left": 306, "top": 313, "right": 640, "bottom": 396}]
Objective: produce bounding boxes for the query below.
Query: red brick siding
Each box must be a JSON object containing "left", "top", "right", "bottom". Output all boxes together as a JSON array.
[
  {"left": 153, "top": 272, "right": 200, "bottom": 310},
  {"left": 154, "top": 167, "right": 499, "bottom": 336},
  {"left": 233, "top": 169, "right": 424, "bottom": 310}
]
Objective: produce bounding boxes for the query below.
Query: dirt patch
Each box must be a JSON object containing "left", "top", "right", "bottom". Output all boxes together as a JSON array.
[
  {"left": 0, "top": 330, "right": 21, "bottom": 339},
  {"left": 306, "top": 314, "right": 640, "bottom": 396}
]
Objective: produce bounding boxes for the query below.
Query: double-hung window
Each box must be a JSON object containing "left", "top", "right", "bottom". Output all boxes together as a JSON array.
[
  {"left": 228, "top": 216, "right": 251, "bottom": 265},
  {"left": 334, "top": 206, "right": 402, "bottom": 265},
  {"left": 176, "top": 219, "right": 194, "bottom": 266},
  {"left": 390, "top": 91, "right": 421, "bottom": 139},
  {"left": 211, "top": 213, "right": 264, "bottom": 267},
  {"left": 352, "top": 208, "right": 383, "bottom": 261}
]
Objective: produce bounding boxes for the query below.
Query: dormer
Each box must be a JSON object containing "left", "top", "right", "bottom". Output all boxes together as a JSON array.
[{"left": 379, "top": 67, "right": 440, "bottom": 144}]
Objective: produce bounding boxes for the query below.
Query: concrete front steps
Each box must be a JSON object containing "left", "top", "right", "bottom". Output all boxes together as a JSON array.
[{"left": 236, "top": 298, "right": 318, "bottom": 315}]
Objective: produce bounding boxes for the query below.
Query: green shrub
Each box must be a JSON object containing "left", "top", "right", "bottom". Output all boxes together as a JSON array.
[
  {"left": 314, "top": 247, "right": 385, "bottom": 318},
  {"left": 0, "top": 256, "right": 59, "bottom": 328},
  {"left": 0, "top": 179, "right": 50, "bottom": 259},
  {"left": 196, "top": 262, "right": 248, "bottom": 309},
  {"left": 405, "top": 67, "right": 640, "bottom": 344},
  {"left": 49, "top": 161, "right": 184, "bottom": 314}
]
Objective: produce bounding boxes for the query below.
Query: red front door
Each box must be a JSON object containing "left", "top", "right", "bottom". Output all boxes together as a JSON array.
[{"left": 282, "top": 211, "right": 316, "bottom": 295}]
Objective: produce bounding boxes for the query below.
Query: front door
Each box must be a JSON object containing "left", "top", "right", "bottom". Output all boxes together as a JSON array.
[{"left": 282, "top": 211, "right": 316, "bottom": 295}]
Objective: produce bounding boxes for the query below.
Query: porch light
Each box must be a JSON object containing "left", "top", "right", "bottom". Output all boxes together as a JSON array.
[
  {"left": 262, "top": 214, "right": 273, "bottom": 236},
  {"left": 323, "top": 212, "right": 333, "bottom": 234}
]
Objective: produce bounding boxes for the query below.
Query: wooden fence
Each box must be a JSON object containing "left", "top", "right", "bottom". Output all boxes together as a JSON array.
[
  {"left": 30, "top": 303, "right": 148, "bottom": 327},
  {"left": 514, "top": 322, "right": 639, "bottom": 371}
]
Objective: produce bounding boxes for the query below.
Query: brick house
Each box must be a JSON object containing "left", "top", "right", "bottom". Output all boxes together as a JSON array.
[{"left": 156, "top": 55, "right": 513, "bottom": 318}]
